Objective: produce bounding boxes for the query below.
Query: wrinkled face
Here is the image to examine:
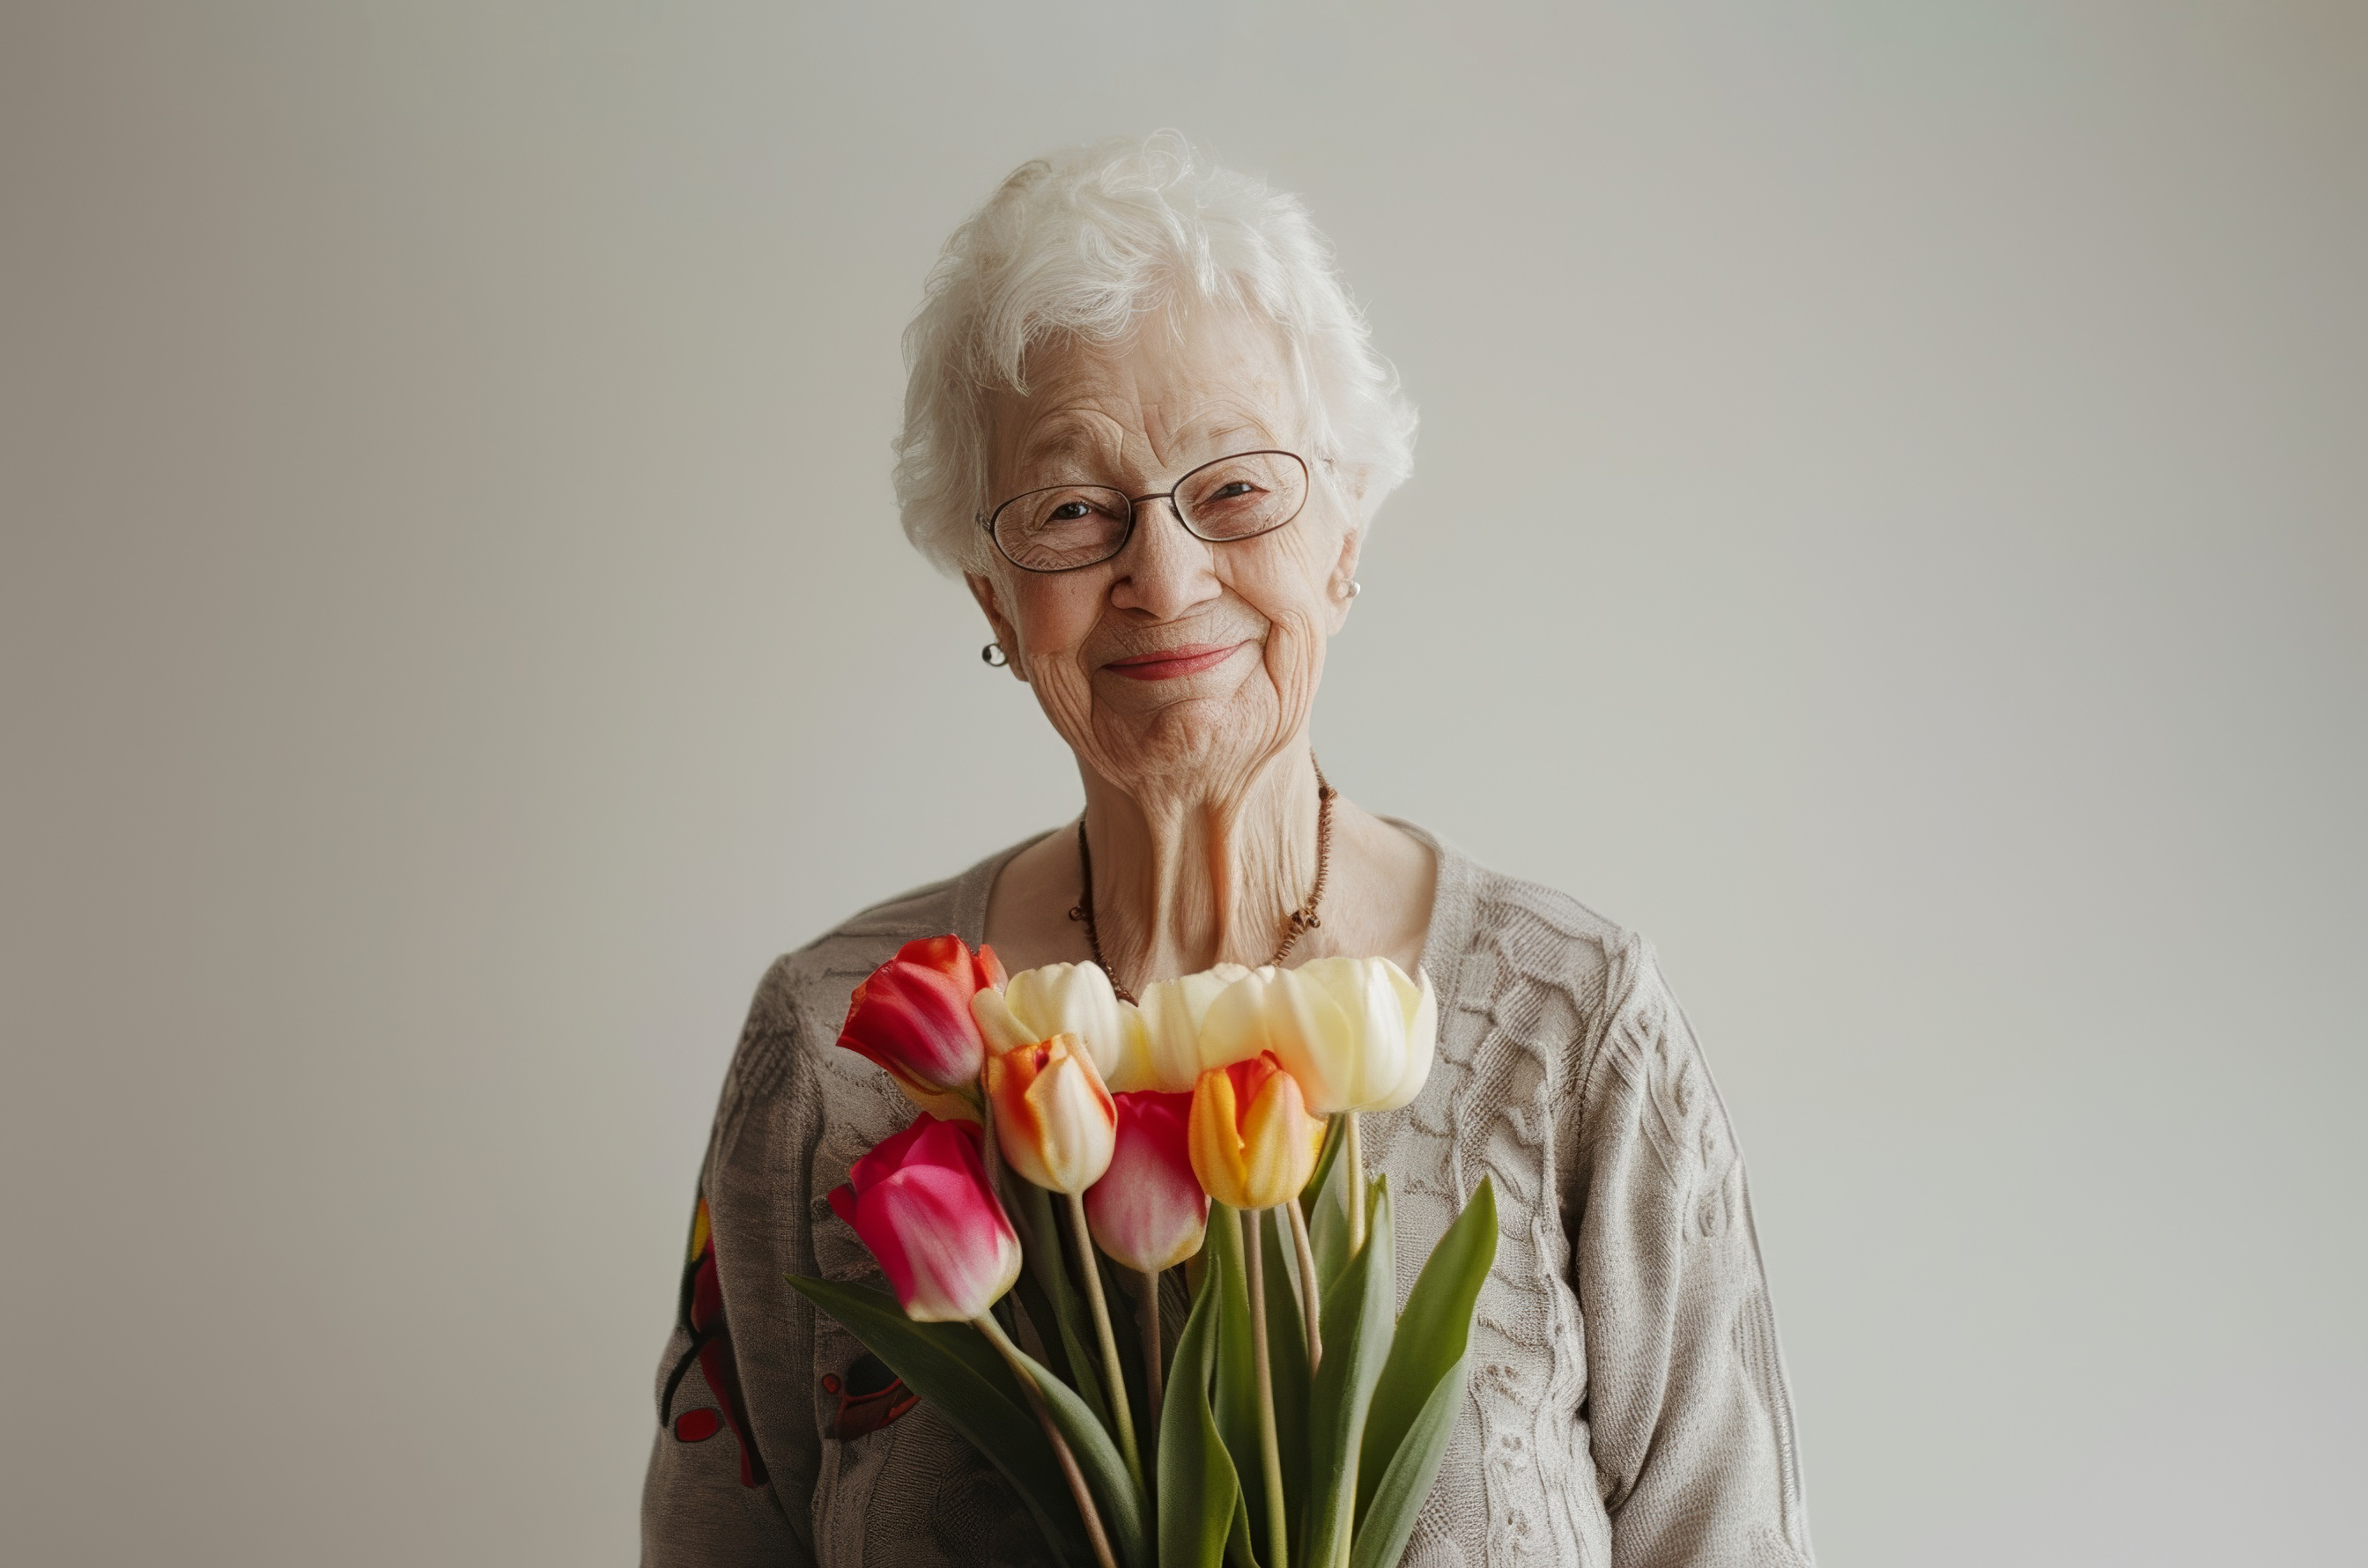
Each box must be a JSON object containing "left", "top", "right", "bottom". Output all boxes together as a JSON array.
[{"left": 966, "top": 307, "right": 1363, "bottom": 799}]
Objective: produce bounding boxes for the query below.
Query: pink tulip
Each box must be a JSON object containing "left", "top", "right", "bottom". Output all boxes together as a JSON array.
[
  {"left": 836, "top": 936, "right": 1008, "bottom": 1120},
  {"left": 1084, "top": 1091, "right": 1210, "bottom": 1273},
  {"left": 825, "top": 1113, "right": 1022, "bottom": 1322}
]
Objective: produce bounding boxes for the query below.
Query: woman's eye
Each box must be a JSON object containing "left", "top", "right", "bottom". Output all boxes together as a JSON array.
[
  {"left": 1047, "top": 501, "right": 1092, "bottom": 521},
  {"left": 1208, "top": 482, "right": 1256, "bottom": 501}
]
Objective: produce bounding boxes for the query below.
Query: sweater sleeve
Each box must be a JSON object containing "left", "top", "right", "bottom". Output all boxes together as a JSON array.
[
  {"left": 1570, "top": 943, "right": 1814, "bottom": 1568},
  {"left": 641, "top": 959, "right": 823, "bottom": 1568}
]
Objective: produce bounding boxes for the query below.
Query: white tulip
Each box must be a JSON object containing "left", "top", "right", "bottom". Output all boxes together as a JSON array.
[
  {"left": 970, "top": 961, "right": 1143, "bottom": 1087},
  {"left": 1128, "top": 963, "right": 1254, "bottom": 1091},
  {"left": 1200, "top": 958, "right": 1436, "bottom": 1114}
]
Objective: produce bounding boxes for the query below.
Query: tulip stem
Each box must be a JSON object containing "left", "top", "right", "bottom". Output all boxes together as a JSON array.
[
  {"left": 1243, "top": 1207, "right": 1291, "bottom": 1568},
  {"left": 980, "top": 1093, "right": 1004, "bottom": 1203},
  {"left": 1284, "top": 1197, "right": 1322, "bottom": 1373},
  {"left": 1343, "top": 1112, "right": 1367, "bottom": 1257},
  {"left": 1136, "top": 1268, "right": 1165, "bottom": 1471},
  {"left": 1065, "top": 1188, "right": 1146, "bottom": 1498},
  {"left": 976, "top": 1311, "right": 1119, "bottom": 1568}
]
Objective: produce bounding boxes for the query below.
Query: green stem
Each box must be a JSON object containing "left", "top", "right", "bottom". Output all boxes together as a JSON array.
[
  {"left": 980, "top": 1092, "right": 1004, "bottom": 1202},
  {"left": 1243, "top": 1208, "right": 1291, "bottom": 1568},
  {"left": 1066, "top": 1188, "right": 1146, "bottom": 1498},
  {"left": 1285, "top": 1195, "right": 1323, "bottom": 1374},
  {"left": 1136, "top": 1268, "right": 1165, "bottom": 1490},
  {"left": 975, "top": 1312, "right": 1119, "bottom": 1568},
  {"left": 1343, "top": 1111, "right": 1366, "bottom": 1257}
]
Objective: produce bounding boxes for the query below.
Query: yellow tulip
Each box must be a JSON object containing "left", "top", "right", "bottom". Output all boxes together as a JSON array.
[{"left": 1187, "top": 1052, "right": 1324, "bottom": 1211}]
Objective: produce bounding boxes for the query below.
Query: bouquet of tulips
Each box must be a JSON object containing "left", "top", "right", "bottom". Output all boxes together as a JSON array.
[{"left": 789, "top": 936, "right": 1497, "bottom": 1568}]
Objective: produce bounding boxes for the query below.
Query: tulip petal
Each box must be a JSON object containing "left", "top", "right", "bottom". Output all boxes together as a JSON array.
[
  {"left": 1371, "top": 965, "right": 1438, "bottom": 1113},
  {"left": 971, "top": 986, "right": 1037, "bottom": 1056},
  {"left": 1084, "top": 1091, "right": 1208, "bottom": 1272},
  {"left": 856, "top": 1162, "right": 1022, "bottom": 1321},
  {"left": 828, "top": 1113, "right": 1021, "bottom": 1322}
]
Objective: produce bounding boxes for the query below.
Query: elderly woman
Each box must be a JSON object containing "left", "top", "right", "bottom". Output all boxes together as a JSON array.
[{"left": 642, "top": 134, "right": 1813, "bottom": 1568}]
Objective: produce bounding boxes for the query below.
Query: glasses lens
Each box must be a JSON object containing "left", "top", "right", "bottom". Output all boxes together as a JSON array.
[
  {"left": 993, "top": 486, "right": 1132, "bottom": 572},
  {"left": 1174, "top": 452, "right": 1308, "bottom": 541}
]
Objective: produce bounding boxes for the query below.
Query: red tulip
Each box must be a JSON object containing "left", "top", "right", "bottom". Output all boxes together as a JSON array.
[
  {"left": 837, "top": 936, "right": 1008, "bottom": 1120},
  {"left": 1084, "top": 1091, "right": 1209, "bottom": 1273},
  {"left": 825, "top": 1113, "right": 1022, "bottom": 1323}
]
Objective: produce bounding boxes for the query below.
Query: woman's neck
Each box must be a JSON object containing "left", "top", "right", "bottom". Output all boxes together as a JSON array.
[{"left": 1078, "top": 743, "right": 1322, "bottom": 988}]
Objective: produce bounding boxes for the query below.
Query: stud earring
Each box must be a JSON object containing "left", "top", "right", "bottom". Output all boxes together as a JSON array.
[
  {"left": 981, "top": 642, "right": 1009, "bottom": 668},
  {"left": 1346, "top": 579, "right": 1363, "bottom": 599}
]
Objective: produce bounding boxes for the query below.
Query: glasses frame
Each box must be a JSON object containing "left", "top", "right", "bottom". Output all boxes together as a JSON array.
[{"left": 976, "top": 449, "right": 1312, "bottom": 574}]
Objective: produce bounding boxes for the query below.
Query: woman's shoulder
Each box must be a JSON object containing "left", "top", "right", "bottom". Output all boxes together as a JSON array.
[
  {"left": 1418, "top": 829, "right": 1647, "bottom": 1005},
  {"left": 1430, "top": 838, "right": 1724, "bottom": 1135},
  {"left": 1417, "top": 830, "right": 1709, "bottom": 1088}
]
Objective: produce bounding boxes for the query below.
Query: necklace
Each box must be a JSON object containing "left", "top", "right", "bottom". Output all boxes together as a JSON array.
[{"left": 1069, "top": 755, "right": 1336, "bottom": 1005}]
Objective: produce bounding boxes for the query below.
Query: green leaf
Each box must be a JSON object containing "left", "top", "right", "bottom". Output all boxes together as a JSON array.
[
  {"left": 1346, "top": 1356, "right": 1469, "bottom": 1568},
  {"left": 1305, "top": 1147, "right": 1353, "bottom": 1303},
  {"left": 1357, "top": 1177, "right": 1496, "bottom": 1525},
  {"left": 1302, "top": 1178, "right": 1395, "bottom": 1568},
  {"left": 1012, "top": 1252, "right": 1078, "bottom": 1390},
  {"left": 1003, "top": 1336, "right": 1153, "bottom": 1568},
  {"left": 1158, "top": 1244, "right": 1241, "bottom": 1568},
  {"left": 1201, "top": 1205, "right": 1266, "bottom": 1568},
  {"left": 1017, "top": 1179, "right": 1114, "bottom": 1431},
  {"left": 784, "top": 1276, "right": 1085, "bottom": 1566},
  {"left": 1257, "top": 1207, "right": 1311, "bottom": 1544},
  {"left": 1299, "top": 1113, "right": 1345, "bottom": 1222}
]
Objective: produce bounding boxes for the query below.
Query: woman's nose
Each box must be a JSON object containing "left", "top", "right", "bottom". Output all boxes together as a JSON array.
[{"left": 1107, "top": 499, "right": 1222, "bottom": 620}]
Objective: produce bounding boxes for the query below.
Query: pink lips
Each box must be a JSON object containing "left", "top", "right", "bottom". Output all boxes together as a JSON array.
[{"left": 1102, "top": 641, "right": 1246, "bottom": 681}]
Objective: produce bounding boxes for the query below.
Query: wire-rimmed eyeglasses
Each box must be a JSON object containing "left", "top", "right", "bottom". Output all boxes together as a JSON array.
[{"left": 977, "top": 450, "right": 1310, "bottom": 573}]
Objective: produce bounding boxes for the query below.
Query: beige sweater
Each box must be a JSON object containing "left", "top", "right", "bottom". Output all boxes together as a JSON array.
[{"left": 640, "top": 826, "right": 1815, "bottom": 1567}]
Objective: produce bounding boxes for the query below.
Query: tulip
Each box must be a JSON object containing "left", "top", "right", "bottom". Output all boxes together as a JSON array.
[
  {"left": 1128, "top": 963, "right": 1254, "bottom": 1091},
  {"left": 1084, "top": 1089, "right": 1206, "bottom": 1439},
  {"left": 972, "top": 960, "right": 1146, "bottom": 1088},
  {"left": 1084, "top": 1091, "right": 1208, "bottom": 1273},
  {"left": 982, "top": 1032, "right": 1118, "bottom": 1194},
  {"left": 825, "top": 1113, "right": 1021, "bottom": 1323},
  {"left": 1199, "top": 958, "right": 1437, "bottom": 1115},
  {"left": 1188, "top": 1051, "right": 1325, "bottom": 1212},
  {"left": 986, "top": 1031, "right": 1148, "bottom": 1493},
  {"left": 836, "top": 936, "right": 1008, "bottom": 1121}
]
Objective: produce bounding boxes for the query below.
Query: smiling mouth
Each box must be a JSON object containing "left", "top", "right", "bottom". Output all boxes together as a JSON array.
[{"left": 1101, "top": 641, "right": 1248, "bottom": 681}]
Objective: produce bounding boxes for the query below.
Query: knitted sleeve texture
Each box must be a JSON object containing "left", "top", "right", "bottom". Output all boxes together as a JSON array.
[
  {"left": 1565, "top": 934, "right": 1813, "bottom": 1567},
  {"left": 640, "top": 957, "right": 820, "bottom": 1568}
]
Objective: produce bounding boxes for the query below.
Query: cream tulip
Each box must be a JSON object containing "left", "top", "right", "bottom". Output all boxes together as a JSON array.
[
  {"left": 971, "top": 960, "right": 1145, "bottom": 1086},
  {"left": 1200, "top": 958, "right": 1437, "bottom": 1115},
  {"left": 1128, "top": 962, "right": 1253, "bottom": 1092}
]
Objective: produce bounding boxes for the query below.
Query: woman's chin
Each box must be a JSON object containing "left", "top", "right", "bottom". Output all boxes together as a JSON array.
[{"left": 1091, "top": 689, "right": 1286, "bottom": 783}]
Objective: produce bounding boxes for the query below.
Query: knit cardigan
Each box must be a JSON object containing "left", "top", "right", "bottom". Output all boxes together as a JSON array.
[{"left": 640, "top": 826, "right": 1815, "bottom": 1567}]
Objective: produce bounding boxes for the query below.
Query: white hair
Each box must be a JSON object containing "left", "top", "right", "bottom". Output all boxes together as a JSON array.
[{"left": 892, "top": 131, "right": 1417, "bottom": 576}]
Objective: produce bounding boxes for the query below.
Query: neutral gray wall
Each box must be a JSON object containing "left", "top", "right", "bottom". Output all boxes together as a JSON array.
[{"left": 4, "top": 3, "right": 2360, "bottom": 1564}]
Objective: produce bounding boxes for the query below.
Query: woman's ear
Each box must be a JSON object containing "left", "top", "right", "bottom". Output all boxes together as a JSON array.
[
  {"left": 965, "top": 572, "right": 1026, "bottom": 679},
  {"left": 1326, "top": 526, "right": 1365, "bottom": 634}
]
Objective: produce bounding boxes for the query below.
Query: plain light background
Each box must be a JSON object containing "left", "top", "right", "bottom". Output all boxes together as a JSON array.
[{"left": 4, "top": 3, "right": 2361, "bottom": 1564}]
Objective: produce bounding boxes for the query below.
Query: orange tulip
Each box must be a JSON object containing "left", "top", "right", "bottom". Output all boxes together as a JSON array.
[
  {"left": 983, "top": 1032, "right": 1118, "bottom": 1194},
  {"left": 1187, "top": 1051, "right": 1324, "bottom": 1211}
]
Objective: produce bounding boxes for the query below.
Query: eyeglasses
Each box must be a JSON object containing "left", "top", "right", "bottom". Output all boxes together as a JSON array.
[{"left": 979, "top": 449, "right": 1311, "bottom": 573}]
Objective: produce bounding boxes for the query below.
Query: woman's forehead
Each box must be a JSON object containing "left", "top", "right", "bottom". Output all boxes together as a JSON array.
[{"left": 993, "top": 310, "right": 1303, "bottom": 480}]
